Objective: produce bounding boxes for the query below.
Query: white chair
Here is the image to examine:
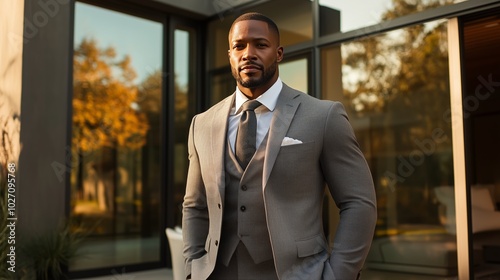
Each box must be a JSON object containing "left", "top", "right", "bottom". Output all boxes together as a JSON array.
[
  {"left": 166, "top": 227, "right": 185, "bottom": 280},
  {"left": 470, "top": 185, "right": 500, "bottom": 233},
  {"left": 434, "top": 185, "right": 500, "bottom": 234}
]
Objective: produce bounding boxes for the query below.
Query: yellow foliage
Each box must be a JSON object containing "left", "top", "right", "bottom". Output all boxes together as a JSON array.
[{"left": 72, "top": 38, "right": 148, "bottom": 152}]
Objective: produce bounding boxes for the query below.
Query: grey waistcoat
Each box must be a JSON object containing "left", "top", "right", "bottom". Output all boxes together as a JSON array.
[{"left": 218, "top": 134, "right": 273, "bottom": 266}]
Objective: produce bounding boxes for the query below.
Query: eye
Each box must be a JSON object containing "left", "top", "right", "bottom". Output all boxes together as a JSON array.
[{"left": 233, "top": 44, "right": 244, "bottom": 50}]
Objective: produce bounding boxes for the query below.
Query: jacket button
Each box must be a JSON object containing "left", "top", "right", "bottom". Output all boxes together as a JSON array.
[
  {"left": 218, "top": 203, "right": 221, "bottom": 209},
  {"left": 240, "top": 206, "right": 246, "bottom": 212},
  {"left": 215, "top": 240, "right": 218, "bottom": 246},
  {"left": 241, "top": 185, "right": 247, "bottom": 191}
]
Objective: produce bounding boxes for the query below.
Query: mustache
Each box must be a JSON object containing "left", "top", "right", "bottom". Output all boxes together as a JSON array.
[{"left": 239, "top": 62, "right": 263, "bottom": 71}]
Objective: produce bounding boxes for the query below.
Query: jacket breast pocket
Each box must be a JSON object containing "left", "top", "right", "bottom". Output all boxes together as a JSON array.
[
  {"left": 274, "top": 141, "right": 316, "bottom": 179},
  {"left": 277, "top": 141, "right": 315, "bottom": 161}
]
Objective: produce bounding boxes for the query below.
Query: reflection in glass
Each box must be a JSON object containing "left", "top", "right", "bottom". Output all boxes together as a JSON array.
[
  {"left": 322, "top": 20, "right": 456, "bottom": 277},
  {"left": 246, "top": 0, "right": 312, "bottom": 45},
  {"left": 319, "top": 0, "right": 466, "bottom": 33},
  {"left": 173, "top": 29, "right": 191, "bottom": 226},
  {"left": 280, "top": 58, "right": 308, "bottom": 94},
  {"left": 70, "top": 2, "right": 163, "bottom": 271},
  {"left": 209, "top": 71, "right": 235, "bottom": 106},
  {"left": 462, "top": 14, "right": 500, "bottom": 276}
]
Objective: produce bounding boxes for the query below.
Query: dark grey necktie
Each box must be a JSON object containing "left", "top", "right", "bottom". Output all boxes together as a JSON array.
[{"left": 235, "top": 100, "right": 262, "bottom": 169}]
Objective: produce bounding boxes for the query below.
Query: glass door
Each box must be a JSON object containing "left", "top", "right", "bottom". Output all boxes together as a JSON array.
[
  {"left": 70, "top": 1, "right": 164, "bottom": 271},
  {"left": 462, "top": 9, "right": 500, "bottom": 278}
]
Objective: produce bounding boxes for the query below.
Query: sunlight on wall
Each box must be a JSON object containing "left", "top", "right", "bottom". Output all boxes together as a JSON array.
[{"left": 0, "top": 0, "right": 23, "bottom": 165}]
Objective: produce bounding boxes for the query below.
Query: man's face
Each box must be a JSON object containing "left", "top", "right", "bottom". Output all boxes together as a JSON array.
[{"left": 228, "top": 20, "right": 283, "bottom": 91}]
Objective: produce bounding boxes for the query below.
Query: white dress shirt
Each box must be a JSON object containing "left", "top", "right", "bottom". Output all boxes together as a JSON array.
[{"left": 227, "top": 78, "right": 283, "bottom": 153}]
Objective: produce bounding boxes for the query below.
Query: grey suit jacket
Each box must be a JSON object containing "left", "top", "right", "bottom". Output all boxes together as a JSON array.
[{"left": 182, "top": 84, "right": 377, "bottom": 280}]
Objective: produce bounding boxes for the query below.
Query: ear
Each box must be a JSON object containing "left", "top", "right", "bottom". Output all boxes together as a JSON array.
[
  {"left": 276, "top": 46, "right": 284, "bottom": 63},
  {"left": 228, "top": 49, "right": 231, "bottom": 58}
]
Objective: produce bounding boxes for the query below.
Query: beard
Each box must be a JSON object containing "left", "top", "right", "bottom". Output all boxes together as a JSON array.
[{"left": 232, "top": 61, "right": 278, "bottom": 89}]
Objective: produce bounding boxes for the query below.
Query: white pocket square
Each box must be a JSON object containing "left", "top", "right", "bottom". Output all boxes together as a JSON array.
[{"left": 281, "top": 137, "right": 303, "bottom": 146}]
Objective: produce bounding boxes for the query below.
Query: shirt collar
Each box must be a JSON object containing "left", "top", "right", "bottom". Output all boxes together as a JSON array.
[{"left": 234, "top": 78, "right": 283, "bottom": 114}]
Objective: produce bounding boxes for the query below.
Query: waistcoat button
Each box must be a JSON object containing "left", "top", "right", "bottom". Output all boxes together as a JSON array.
[{"left": 240, "top": 206, "right": 246, "bottom": 211}]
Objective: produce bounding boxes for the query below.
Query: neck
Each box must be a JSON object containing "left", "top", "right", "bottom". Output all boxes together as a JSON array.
[{"left": 238, "top": 76, "right": 278, "bottom": 100}]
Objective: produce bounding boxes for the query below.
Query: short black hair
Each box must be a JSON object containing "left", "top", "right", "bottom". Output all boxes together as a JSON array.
[{"left": 229, "top": 12, "right": 280, "bottom": 43}]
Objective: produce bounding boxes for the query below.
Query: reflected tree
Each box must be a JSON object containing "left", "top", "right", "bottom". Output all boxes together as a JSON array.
[
  {"left": 73, "top": 38, "right": 148, "bottom": 152},
  {"left": 341, "top": 0, "right": 455, "bottom": 231},
  {"left": 343, "top": 0, "right": 453, "bottom": 145},
  {"left": 72, "top": 38, "right": 149, "bottom": 217}
]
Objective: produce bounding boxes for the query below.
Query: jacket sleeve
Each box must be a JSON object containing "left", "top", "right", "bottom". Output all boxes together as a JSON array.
[
  {"left": 182, "top": 115, "right": 210, "bottom": 277},
  {"left": 321, "top": 102, "right": 377, "bottom": 280}
]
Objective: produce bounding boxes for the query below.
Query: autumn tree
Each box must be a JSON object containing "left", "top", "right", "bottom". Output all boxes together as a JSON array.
[
  {"left": 73, "top": 38, "right": 148, "bottom": 152},
  {"left": 341, "top": 0, "right": 456, "bottom": 229},
  {"left": 342, "top": 0, "right": 454, "bottom": 142},
  {"left": 137, "top": 69, "right": 189, "bottom": 143},
  {"left": 72, "top": 38, "right": 149, "bottom": 213}
]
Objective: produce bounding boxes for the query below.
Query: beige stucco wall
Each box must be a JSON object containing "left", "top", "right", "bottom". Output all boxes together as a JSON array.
[{"left": 0, "top": 0, "right": 24, "bottom": 165}]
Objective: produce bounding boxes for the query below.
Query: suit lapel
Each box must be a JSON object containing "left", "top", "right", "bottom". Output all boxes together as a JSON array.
[
  {"left": 210, "top": 94, "right": 235, "bottom": 197},
  {"left": 263, "top": 85, "right": 301, "bottom": 188}
]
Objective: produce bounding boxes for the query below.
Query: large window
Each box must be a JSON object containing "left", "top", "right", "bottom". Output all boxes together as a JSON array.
[
  {"left": 462, "top": 11, "right": 500, "bottom": 277},
  {"left": 172, "top": 27, "right": 197, "bottom": 227},
  {"left": 322, "top": 19, "right": 456, "bottom": 276},
  {"left": 70, "top": 2, "right": 164, "bottom": 271},
  {"left": 280, "top": 57, "right": 309, "bottom": 94},
  {"left": 319, "top": 0, "right": 467, "bottom": 34}
]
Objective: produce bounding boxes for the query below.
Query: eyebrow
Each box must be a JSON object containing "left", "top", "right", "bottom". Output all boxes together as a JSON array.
[{"left": 231, "top": 37, "right": 271, "bottom": 44}]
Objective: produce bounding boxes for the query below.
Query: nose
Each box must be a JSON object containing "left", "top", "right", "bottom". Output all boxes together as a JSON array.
[{"left": 242, "top": 44, "right": 257, "bottom": 61}]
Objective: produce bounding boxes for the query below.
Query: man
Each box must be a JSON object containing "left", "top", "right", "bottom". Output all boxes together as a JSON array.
[{"left": 182, "top": 12, "right": 376, "bottom": 280}]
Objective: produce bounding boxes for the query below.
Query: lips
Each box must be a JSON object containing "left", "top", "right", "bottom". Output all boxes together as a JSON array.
[{"left": 240, "top": 64, "right": 262, "bottom": 73}]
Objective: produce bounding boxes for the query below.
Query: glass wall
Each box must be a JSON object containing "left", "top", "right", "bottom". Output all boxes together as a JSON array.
[
  {"left": 173, "top": 28, "right": 196, "bottom": 227},
  {"left": 70, "top": 2, "right": 163, "bottom": 270},
  {"left": 322, "top": 20, "right": 457, "bottom": 276},
  {"left": 319, "top": 0, "right": 466, "bottom": 34},
  {"left": 462, "top": 12, "right": 500, "bottom": 276},
  {"left": 280, "top": 57, "right": 309, "bottom": 94}
]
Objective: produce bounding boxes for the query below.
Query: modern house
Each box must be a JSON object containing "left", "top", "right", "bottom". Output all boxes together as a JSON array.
[{"left": 2, "top": 0, "right": 500, "bottom": 279}]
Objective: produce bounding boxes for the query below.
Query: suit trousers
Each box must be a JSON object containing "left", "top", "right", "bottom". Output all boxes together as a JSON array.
[{"left": 208, "top": 242, "right": 278, "bottom": 280}]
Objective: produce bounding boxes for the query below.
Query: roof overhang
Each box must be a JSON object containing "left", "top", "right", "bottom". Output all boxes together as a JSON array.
[{"left": 152, "top": 0, "right": 270, "bottom": 18}]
